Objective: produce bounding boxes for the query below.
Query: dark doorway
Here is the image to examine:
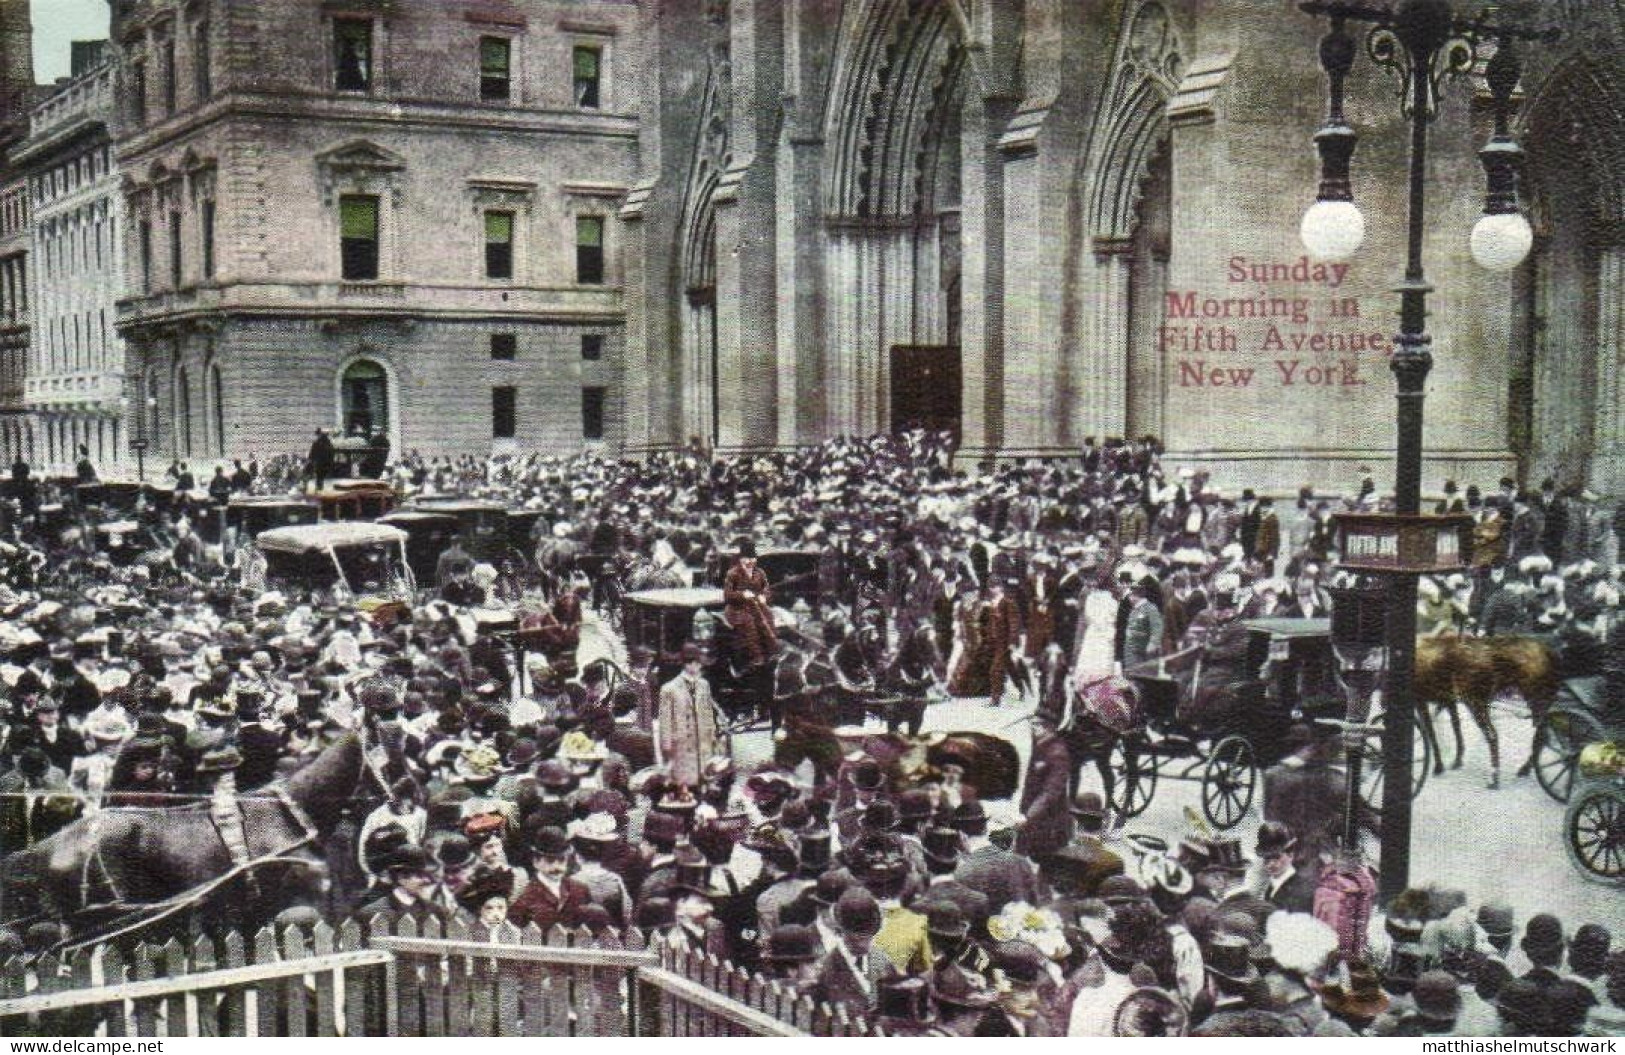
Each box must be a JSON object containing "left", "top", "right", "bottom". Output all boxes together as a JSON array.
[
  {"left": 341, "top": 359, "right": 389, "bottom": 439},
  {"left": 890, "top": 344, "right": 961, "bottom": 443}
]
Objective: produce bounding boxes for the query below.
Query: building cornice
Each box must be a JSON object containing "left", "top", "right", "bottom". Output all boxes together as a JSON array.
[
  {"left": 116, "top": 280, "right": 627, "bottom": 333},
  {"left": 116, "top": 91, "right": 639, "bottom": 162}
]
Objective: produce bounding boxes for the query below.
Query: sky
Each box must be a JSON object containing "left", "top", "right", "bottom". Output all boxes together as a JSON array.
[{"left": 30, "top": 0, "right": 111, "bottom": 84}]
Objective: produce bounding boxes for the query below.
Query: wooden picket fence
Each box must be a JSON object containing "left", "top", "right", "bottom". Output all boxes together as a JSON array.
[{"left": 0, "top": 917, "right": 876, "bottom": 1039}]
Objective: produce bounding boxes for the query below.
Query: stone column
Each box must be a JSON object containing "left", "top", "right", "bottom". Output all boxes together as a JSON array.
[
  {"left": 957, "top": 94, "right": 1017, "bottom": 463},
  {"left": 1078, "top": 242, "right": 1132, "bottom": 442},
  {"left": 1128, "top": 251, "right": 1169, "bottom": 440},
  {"left": 1592, "top": 247, "right": 1625, "bottom": 495},
  {"left": 618, "top": 187, "right": 652, "bottom": 452}
]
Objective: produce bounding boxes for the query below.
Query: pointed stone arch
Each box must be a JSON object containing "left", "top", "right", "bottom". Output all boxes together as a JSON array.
[
  {"left": 1068, "top": 0, "right": 1183, "bottom": 444},
  {"left": 819, "top": 0, "right": 968, "bottom": 436},
  {"left": 675, "top": 43, "right": 730, "bottom": 448},
  {"left": 1513, "top": 54, "right": 1625, "bottom": 491}
]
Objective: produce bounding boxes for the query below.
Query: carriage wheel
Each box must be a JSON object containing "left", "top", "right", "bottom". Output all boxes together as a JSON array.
[
  {"left": 1107, "top": 739, "right": 1159, "bottom": 819},
  {"left": 1534, "top": 707, "right": 1603, "bottom": 805},
  {"left": 1201, "top": 735, "right": 1257, "bottom": 830},
  {"left": 1358, "top": 715, "right": 1431, "bottom": 813},
  {"left": 1565, "top": 783, "right": 1625, "bottom": 885}
]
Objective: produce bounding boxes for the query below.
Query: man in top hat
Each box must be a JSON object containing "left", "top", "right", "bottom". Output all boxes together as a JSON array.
[
  {"left": 656, "top": 643, "right": 722, "bottom": 791},
  {"left": 916, "top": 826, "right": 990, "bottom": 930},
  {"left": 1187, "top": 931, "right": 1264, "bottom": 1031},
  {"left": 1014, "top": 713, "right": 1073, "bottom": 859},
  {"left": 876, "top": 975, "right": 946, "bottom": 1037},
  {"left": 1042, "top": 791, "right": 1124, "bottom": 899},
  {"left": 663, "top": 846, "right": 731, "bottom": 960},
  {"left": 0, "top": 746, "right": 79, "bottom": 849},
  {"left": 809, "top": 886, "right": 897, "bottom": 1015},
  {"left": 356, "top": 845, "right": 450, "bottom": 928},
  {"left": 234, "top": 689, "right": 284, "bottom": 791},
  {"left": 952, "top": 794, "right": 1040, "bottom": 911},
  {"left": 1251, "top": 821, "right": 1315, "bottom": 914},
  {"left": 760, "top": 924, "right": 824, "bottom": 988},
  {"left": 508, "top": 827, "right": 591, "bottom": 932}
]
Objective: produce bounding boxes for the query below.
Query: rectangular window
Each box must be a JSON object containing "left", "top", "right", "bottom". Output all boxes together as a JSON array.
[
  {"left": 201, "top": 200, "right": 215, "bottom": 278},
  {"left": 484, "top": 210, "right": 514, "bottom": 280},
  {"left": 194, "top": 22, "right": 211, "bottom": 100},
  {"left": 490, "top": 333, "right": 516, "bottom": 361},
  {"left": 139, "top": 219, "right": 152, "bottom": 292},
  {"left": 163, "top": 37, "right": 177, "bottom": 113},
  {"left": 339, "top": 195, "right": 379, "bottom": 280},
  {"left": 492, "top": 386, "right": 517, "bottom": 439},
  {"left": 479, "top": 37, "right": 511, "bottom": 101},
  {"left": 131, "top": 61, "right": 147, "bottom": 124},
  {"left": 581, "top": 386, "right": 605, "bottom": 441},
  {"left": 169, "top": 210, "right": 182, "bottom": 286},
  {"left": 575, "top": 214, "right": 604, "bottom": 285},
  {"left": 581, "top": 334, "right": 603, "bottom": 361},
  {"left": 573, "top": 46, "right": 601, "bottom": 108},
  {"left": 334, "top": 19, "right": 373, "bottom": 92}
]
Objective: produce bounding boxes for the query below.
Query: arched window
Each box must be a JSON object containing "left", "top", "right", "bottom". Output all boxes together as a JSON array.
[
  {"left": 340, "top": 359, "right": 388, "bottom": 439},
  {"left": 209, "top": 363, "right": 225, "bottom": 456},
  {"left": 176, "top": 367, "right": 192, "bottom": 458}
]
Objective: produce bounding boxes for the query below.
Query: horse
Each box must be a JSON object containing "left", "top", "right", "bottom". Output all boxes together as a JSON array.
[
  {"left": 0, "top": 732, "right": 380, "bottom": 945},
  {"left": 1415, "top": 635, "right": 1560, "bottom": 789}
]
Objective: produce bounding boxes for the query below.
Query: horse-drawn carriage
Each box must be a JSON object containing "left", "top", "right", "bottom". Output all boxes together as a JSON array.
[
  {"left": 1096, "top": 616, "right": 1430, "bottom": 831},
  {"left": 255, "top": 522, "right": 413, "bottom": 627},
  {"left": 1565, "top": 739, "right": 1625, "bottom": 886},
  {"left": 621, "top": 587, "right": 786, "bottom": 732},
  {"left": 377, "top": 509, "right": 464, "bottom": 586},
  {"left": 1518, "top": 631, "right": 1623, "bottom": 804},
  {"left": 226, "top": 496, "right": 320, "bottom": 540},
  {"left": 704, "top": 546, "right": 824, "bottom": 611},
  {"left": 315, "top": 480, "right": 397, "bottom": 522},
  {"left": 73, "top": 481, "right": 143, "bottom": 514}
]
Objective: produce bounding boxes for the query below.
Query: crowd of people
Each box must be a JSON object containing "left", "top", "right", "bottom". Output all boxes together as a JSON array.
[{"left": 0, "top": 431, "right": 1620, "bottom": 1037}]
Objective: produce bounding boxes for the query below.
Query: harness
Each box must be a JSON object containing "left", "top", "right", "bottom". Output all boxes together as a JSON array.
[{"left": 52, "top": 733, "right": 375, "bottom": 955}]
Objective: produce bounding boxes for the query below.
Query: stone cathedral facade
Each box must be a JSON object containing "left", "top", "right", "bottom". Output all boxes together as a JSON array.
[{"left": 624, "top": 0, "right": 1624, "bottom": 493}]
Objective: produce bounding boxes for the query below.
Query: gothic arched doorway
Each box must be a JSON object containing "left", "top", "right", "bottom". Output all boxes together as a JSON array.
[{"left": 1515, "top": 59, "right": 1625, "bottom": 492}]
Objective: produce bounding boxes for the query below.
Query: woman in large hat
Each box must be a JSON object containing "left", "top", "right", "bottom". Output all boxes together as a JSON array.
[{"left": 722, "top": 538, "right": 778, "bottom": 668}]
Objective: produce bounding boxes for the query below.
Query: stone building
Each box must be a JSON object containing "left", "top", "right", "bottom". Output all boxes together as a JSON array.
[
  {"left": 624, "top": 0, "right": 1624, "bottom": 494},
  {"left": 14, "top": 54, "right": 126, "bottom": 473},
  {"left": 112, "top": 0, "right": 640, "bottom": 466},
  {"left": 0, "top": 0, "right": 36, "bottom": 464}
]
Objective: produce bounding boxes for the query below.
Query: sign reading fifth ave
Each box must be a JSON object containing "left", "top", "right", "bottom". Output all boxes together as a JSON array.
[{"left": 1161, "top": 255, "right": 1393, "bottom": 388}]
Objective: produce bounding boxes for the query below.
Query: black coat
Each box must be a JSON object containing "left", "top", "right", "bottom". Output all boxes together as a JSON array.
[{"left": 1264, "top": 869, "right": 1318, "bottom": 915}]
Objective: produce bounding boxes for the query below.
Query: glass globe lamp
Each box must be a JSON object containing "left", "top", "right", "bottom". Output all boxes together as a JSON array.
[
  {"left": 1300, "top": 199, "right": 1366, "bottom": 263},
  {"left": 1469, "top": 211, "right": 1533, "bottom": 273}
]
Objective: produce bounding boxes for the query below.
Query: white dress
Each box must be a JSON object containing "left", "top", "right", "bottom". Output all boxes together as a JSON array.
[{"left": 1070, "top": 588, "right": 1119, "bottom": 688}]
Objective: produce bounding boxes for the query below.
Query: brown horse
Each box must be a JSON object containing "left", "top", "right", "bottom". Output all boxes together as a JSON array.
[
  {"left": 0, "top": 733, "right": 376, "bottom": 941},
  {"left": 1414, "top": 636, "right": 1558, "bottom": 789}
]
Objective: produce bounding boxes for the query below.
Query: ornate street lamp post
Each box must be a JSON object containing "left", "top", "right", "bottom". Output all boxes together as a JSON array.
[{"left": 1298, "top": 0, "right": 1556, "bottom": 901}]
